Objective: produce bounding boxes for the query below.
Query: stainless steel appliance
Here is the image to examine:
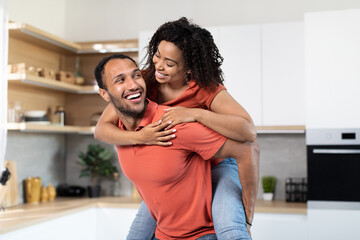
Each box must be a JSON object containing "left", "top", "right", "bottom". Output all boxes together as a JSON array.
[{"left": 307, "top": 129, "right": 360, "bottom": 202}]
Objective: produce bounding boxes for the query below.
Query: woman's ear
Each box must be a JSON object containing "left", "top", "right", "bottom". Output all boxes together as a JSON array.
[{"left": 99, "top": 88, "right": 110, "bottom": 102}]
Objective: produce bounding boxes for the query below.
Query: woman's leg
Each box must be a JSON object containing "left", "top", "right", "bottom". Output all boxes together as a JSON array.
[
  {"left": 127, "top": 201, "right": 157, "bottom": 240},
  {"left": 211, "top": 157, "right": 251, "bottom": 240}
]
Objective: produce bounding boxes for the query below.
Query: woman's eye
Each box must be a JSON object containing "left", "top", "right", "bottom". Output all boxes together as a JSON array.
[{"left": 166, "top": 63, "right": 174, "bottom": 67}]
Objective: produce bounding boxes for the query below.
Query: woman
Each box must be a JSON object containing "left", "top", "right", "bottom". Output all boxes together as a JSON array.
[{"left": 95, "top": 17, "right": 258, "bottom": 240}]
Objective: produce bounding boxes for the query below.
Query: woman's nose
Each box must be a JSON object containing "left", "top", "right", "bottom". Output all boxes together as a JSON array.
[{"left": 156, "top": 60, "right": 164, "bottom": 71}]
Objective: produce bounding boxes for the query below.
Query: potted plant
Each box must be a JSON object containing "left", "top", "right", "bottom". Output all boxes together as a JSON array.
[
  {"left": 78, "top": 144, "right": 118, "bottom": 198},
  {"left": 262, "top": 176, "right": 277, "bottom": 201}
]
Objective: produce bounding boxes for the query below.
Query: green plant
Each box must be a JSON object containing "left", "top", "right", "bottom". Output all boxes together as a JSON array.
[
  {"left": 78, "top": 144, "right": 118, "bottom": 186},
  {"left": 262, "top": 176, "right": 277, "bottom": 193}
]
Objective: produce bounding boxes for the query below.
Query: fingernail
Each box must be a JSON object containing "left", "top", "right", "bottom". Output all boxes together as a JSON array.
[
  {"left": 172, "top": 129, "right": 176, "bottom": 132},
  {"left": 167, "top": 121, "right": 172, "bottom": 124},
  {"left": 172, "top": 134, "right": 176, "bottom": 138}
]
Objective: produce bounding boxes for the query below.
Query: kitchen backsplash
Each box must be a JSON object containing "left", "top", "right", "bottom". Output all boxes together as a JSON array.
[{"left": 5, "top": 132, "right": 306, "bottom": 203}]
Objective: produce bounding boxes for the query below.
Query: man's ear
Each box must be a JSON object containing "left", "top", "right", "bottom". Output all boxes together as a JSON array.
[{"left": 99, "top": 88, "right": 110, "bottom": 102}]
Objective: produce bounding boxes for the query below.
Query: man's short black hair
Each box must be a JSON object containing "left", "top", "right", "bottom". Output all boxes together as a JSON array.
[{"left": 94, "top": 54, "right": 137, "bottom": 89}]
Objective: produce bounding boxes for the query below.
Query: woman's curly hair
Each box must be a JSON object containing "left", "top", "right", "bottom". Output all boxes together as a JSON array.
[{"left": 144, "top": 17, "right": 224, "bottom": 89}]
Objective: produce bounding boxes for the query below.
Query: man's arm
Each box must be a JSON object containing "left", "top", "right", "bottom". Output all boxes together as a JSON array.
[{"left": 213, "top": 139, "right": 260, "bottom": 225}]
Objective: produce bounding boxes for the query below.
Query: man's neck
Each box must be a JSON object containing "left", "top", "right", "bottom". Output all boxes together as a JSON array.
[{"left": 117, "top": 102, "right": 148, "bottom": 131}]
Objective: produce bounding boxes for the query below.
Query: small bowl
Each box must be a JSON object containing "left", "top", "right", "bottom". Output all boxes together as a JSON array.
[{"left": 24, "top": 110, "right": 46, "bottom": 118}]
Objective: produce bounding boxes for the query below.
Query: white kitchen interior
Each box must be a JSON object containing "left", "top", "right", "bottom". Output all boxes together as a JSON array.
[{"left": 1, "top": 0, "right": 360, "bottom": 239}]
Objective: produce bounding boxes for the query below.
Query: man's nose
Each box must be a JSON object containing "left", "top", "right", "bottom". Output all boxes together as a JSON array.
[{"left": 126, "top": 77, "right": 138, "bottom": 89}]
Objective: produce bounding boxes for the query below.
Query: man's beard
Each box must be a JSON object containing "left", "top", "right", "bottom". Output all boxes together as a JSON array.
[{"left": 108, "top": 92, "right": 146, "bottom": 118}]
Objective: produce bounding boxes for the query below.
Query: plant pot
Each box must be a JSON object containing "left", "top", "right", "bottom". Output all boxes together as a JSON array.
[
  {"left": 263, "top": 192, "right": 274, "bottom": 201},
  {"left": 87, "top": 185, "right": 101, "bottom": 198}
]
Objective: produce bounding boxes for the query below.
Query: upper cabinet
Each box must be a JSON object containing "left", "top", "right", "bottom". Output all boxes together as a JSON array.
[
  {"left": 305, "top": 9, "right": 360, "bottom": 129},
  {"left": 218, "top": 22, "right": 305, "bottom": 131},
  {"left": 261, "top": 22, "right": 305, "bottom": 127},
  {"left": 7, "top": 22, "right": 138, "bottom": 133},
  {"left": 219, "top": 25, "right": 263, "bottom": 126}
]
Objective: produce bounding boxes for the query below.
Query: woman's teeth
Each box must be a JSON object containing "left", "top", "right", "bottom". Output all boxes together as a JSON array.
[{"left": 156, "top": 71, "right": 166, "bottom": 77}]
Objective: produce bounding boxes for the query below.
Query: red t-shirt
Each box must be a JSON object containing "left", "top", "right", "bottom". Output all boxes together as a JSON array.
[{"left": 116, "top": 100, "right": 227, "bottom": 239}]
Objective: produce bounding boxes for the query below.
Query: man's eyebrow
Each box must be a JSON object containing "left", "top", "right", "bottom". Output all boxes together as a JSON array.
[
  {"left": 112, "top": 68, "right": 140, "bottom": 81},
  {"left": 112, "top": 73, "right": 124, "bottom": 81}
]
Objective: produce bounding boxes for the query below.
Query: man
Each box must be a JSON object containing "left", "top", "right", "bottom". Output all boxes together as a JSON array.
[{"left": 95, "top": 54, "right": 259, "bottom": 239}]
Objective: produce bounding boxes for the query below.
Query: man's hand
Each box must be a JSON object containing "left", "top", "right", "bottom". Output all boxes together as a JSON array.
[{"left": 137, "top": 120, "right": 176, "bottom": 146}]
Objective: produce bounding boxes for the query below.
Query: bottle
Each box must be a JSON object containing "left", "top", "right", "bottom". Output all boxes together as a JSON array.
[
  {"left": 113, "top": 172, "right": 121, "bottom": 196},
  {"left": 54, "top": 106, "right": 65, "bottom": 126},
  {"left": 74, "top": 56, "right": 84, "bottom": 85}
]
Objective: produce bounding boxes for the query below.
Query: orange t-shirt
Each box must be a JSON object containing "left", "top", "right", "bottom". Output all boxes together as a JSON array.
[{"left": 116, "top": 100, "right": 226, "bottom": 239}]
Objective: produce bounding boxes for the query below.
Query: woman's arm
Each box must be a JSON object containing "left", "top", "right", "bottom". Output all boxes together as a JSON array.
[
  {"left": 162, "top": 90, "right": 257, "bottom": 142},
  {"left": 94, "top": 104, "right": 176, "bottom": 146}
]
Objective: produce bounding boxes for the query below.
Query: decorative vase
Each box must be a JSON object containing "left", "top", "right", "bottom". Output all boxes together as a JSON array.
[
  {"left": 87, "top": 185, "right": 101, "bottom": 198},
  {"left": 263, "top": 192, "right": 274, "bottom": 201}
]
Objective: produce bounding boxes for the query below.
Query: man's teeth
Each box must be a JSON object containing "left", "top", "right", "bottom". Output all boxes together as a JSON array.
[{"left": 126, "top": 93, "right": 141, "bottom": 100}]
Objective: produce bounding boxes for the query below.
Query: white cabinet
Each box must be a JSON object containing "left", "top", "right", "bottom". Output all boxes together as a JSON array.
[
  {"left": 251, "top": 213, "right": 308, "bottom": 240},
  {"left": 219, "top": 25, "right": 263, "bottom": 126},
  {"left": 307, "top": 206, "right": 360, "bottom": 240},
  {"left": 96, "top": 207, "right": 138, "bottom": 239},
  {"left": 262, "top": 22, "right": 305, "bottom": 126},
  {"left": 305, "top": 9, "right": 360, "bottom": 129},
  {"left": 1, "top": 208, "right": 97, "bottom": 240},
  {"left": 1, "top": 207, "right": 138, "bottom": 240}
]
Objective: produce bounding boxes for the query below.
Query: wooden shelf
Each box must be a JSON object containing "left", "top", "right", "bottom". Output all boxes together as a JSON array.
[
  {"left": 9, "top": 22, "right": 138, "bottom": 55},
  {"left": 7, "top": 122, "right": 95, "bottom": 134},
  {"left": 8, "top": 73, "right": 99, "bottom": 94},
  {"left": 256, "top": 125, "right": 305, "bottom": 134}
]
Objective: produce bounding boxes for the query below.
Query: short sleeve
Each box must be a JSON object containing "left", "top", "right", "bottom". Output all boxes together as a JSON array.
[{"left": 195, "top": 84, "right": 227, "bottom": 109}]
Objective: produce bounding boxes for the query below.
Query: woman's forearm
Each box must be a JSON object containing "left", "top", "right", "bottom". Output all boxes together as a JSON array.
[
  {"left": 195, "top": 109, "right": 257, "bottom": 142},
  {"left": 94, "top": 121, "right": 140, "bottom": 145}
]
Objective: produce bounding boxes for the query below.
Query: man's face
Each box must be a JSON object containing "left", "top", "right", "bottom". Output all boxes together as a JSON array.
[{"left": 100, "top": 58, "right": 147, "bottom": 118}]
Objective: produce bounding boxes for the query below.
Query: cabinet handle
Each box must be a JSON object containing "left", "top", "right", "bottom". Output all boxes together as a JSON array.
[{"left": 313, "top": 149, "right": 360, "bottom": 154}]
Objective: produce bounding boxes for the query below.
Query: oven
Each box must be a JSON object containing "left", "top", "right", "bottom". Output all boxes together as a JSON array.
[{"left": 307, "top": 129, "right": 360, "bottom": 202}]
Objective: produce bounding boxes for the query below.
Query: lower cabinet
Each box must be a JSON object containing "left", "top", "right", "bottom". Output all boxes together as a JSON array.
[
  {"left": 1, "top": 208, "right": 138, "bottom": 240},
  {"left": 251, "top": 213, "right": 308, "bottom": 240}
]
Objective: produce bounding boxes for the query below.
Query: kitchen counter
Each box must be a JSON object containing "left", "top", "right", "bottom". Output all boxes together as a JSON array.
[{"left": 0, "top": 197, "right": 306, "bottom": 234}]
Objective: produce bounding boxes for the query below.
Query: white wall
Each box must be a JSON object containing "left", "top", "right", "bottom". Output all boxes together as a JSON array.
[
  {"left": 8, "top": 0, "right": 66, "bottom": 38},
  {"left": 8, "top": 0, "right": 360, "bottom": 41},
  {"left": 64, "top": 0, "right": 360, "bottom": 41}
]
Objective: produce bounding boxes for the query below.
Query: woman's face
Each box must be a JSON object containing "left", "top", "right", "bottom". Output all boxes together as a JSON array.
[{"left": 152, "top": 40, "right": 187, "bottom": 86}]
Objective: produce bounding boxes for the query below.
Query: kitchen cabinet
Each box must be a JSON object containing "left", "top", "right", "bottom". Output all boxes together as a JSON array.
[
  {"left": 7, "top": 22, "right": 138, "bottom": 134},
  {"left": 252, "top": 213, "right": 308, "bottom": 240},
  {"left": 219, "top": 22, "right": 305, "bottom": 130},
  {"left": 261, "top": 22, "right": 305, "bottom": 127},
  {"left": 305, "top": 9, "right": 360, "bottom": 129},
  {"left": 1, "top": 207, "right": 138, "bottom": 240},
  {"left": 218, "top": 25, "right": 263, "bottom": 126}
]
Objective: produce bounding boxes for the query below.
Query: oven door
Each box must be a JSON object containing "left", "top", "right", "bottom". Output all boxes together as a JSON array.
[{"left": 307, "top": 145, "right": 360, "bottom": 201}]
